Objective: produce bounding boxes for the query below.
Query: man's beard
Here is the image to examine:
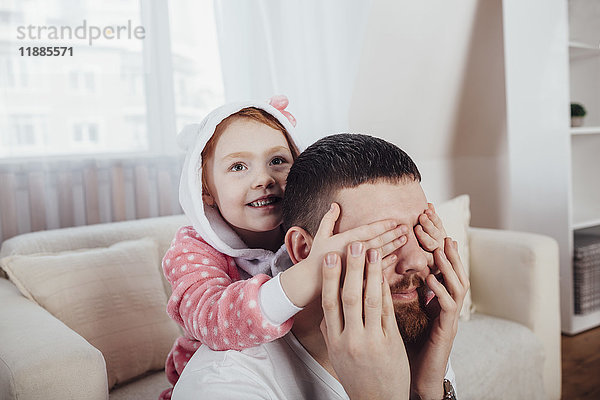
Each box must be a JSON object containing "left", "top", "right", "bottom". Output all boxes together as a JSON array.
[{"left": 390, "top": 275, "right": 431, "bottom": 345}]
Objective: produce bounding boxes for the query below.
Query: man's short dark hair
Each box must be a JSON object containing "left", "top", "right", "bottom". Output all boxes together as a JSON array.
[{"left": 282, "top": 133, "right": 421, "bottom": 235}]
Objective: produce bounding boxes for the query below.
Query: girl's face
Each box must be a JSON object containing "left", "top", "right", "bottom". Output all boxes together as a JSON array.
[{"left": 204, "top": 117, "right": 294, "bottom": 234}]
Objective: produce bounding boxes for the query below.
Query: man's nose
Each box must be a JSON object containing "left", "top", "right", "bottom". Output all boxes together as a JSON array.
[
  {"left": 252, "top": 166, "right": 276, "bottom": 189},
  {"left": 393, "top": 230, "right": 429, "bottom": 275}
]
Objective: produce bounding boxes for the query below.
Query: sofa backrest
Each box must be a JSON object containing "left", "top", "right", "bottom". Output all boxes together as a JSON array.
[{"left": 0, "top": 214, "right": 190, "bottom": 296}]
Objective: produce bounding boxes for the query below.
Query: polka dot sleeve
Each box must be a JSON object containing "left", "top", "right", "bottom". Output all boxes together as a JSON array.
[{"left": 163, "top": 226, "right": 293, "bottom": 351}]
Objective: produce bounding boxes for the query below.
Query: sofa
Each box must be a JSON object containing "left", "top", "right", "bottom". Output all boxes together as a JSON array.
[{"left": 0, "top": 198, "right": 562, "bottom": 400}]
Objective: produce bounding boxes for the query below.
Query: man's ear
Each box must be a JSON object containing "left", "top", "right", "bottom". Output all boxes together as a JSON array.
[{"left": 285, "top": 226, "right": 313, "bottom": 264}]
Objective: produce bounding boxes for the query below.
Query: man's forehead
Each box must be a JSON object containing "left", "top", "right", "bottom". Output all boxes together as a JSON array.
[{"left": 334, "top": 181, "right": 427, "bottom": 232}]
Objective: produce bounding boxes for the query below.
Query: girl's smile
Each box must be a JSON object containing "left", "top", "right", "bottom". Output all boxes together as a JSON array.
[{"left": 204, "top": 117, "right": 293, "bottom": 246}]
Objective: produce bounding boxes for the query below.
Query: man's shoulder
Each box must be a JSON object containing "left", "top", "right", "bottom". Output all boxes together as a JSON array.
[
  {"left": 183, "top": 338, "right": 285, "bottom": 376},
  {"left": 174, "top": 334, "right": 349, "bottom": 400},
  {"left": 173, "top": 339, "right": 287, "bottom": 399}
]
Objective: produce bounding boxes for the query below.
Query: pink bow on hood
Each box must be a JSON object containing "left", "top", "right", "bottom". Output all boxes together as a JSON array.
[{"left": 269, "top": 94, "right": 297, "bottom": 127}]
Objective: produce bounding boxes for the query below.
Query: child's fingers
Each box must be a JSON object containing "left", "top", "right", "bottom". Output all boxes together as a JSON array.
[
  {"left": 364, "top": 249, "right": 383, "bottom": 331},
  {"left": 321, "top": 252, "right": 343, "bottom": 336},
  {"left": 314, "top": 203, "right": 341, "bottom": 240},
  {"left": 419, "top": 212, "right": 446, "bottom": 241},
  {"left": 381, "top": 253, "right": 398, "bottom": 270},
  {"left": 414, "top": 223, "right": 439, "bottom": 252},
  {"left": 419, "top": 213, "right": 438, "bottom": 234},
  {"left": 380, "top": 234, "right": 409, "bottom": 270},
  {"left": 425, "top": 204, "right": 447, "bottom": 235},
  {"left": 339, "top": 220, "right": 402, "bottom": 248},
  {"left": 364, "top": 226, "right": 407, "bottom": 255}
]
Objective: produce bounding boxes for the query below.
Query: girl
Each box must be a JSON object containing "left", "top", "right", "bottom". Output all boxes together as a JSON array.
[{"left": 159, "top": 96, "right": 427, "bottom": 399}]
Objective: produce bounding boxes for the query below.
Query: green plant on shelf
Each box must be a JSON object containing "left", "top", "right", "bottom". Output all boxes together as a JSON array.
[{"left": 571, "top": 102, "right": 587, "bottom": 117}]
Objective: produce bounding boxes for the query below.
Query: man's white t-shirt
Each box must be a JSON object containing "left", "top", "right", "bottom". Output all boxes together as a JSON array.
[{"left": 172, "top": 332, "right": 456, "bottom": 400}]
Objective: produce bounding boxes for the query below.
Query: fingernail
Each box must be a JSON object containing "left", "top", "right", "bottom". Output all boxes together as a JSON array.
[
  {"left": 329, "top": 203, "right": 335, "bottom": 211},
  {"left": 453, "top": 240, "right": 458, "bottom": 249},
  {"left": 326, "top": 253, "right": 337, "bottom": 268},
  {"left": 367, "top": 249, "right": 379, "bottom": 263},
  {"left": 351, "top": 242, "right": 363, "bottom": 256},
  {"left": 400, "top": 225, "right": 408, "bottom": 234},
  {"left": 399, "top": 236, "right": 407, "bottom": 245}
]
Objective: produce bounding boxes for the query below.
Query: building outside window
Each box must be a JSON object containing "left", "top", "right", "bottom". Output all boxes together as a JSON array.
[{"left": 0, "top": 0, "right": 224, "bottom": 159}]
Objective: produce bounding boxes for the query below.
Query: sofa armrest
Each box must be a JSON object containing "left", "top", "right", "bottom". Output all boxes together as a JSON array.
[
  {"left": 468, "top": 227, "right": 561, "bottom": 399},
  {"left": 0, "top": 278, "right": 108, "bottom": 400}
]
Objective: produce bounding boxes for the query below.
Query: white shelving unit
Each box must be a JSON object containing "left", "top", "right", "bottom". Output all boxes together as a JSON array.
[{"left": 565, "top": 0, "right": 600, "bottom": 334}]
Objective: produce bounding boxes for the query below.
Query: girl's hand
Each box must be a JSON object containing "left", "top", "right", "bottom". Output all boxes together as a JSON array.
[
  {"left": 281, "top": 203, "right": 408, "bottom": 308},
  {"left": 310, "top": 203, "right": 408, "bottom": 271},
  {"left": 415, "top": 203, "right": 447, "bottom": 269}
]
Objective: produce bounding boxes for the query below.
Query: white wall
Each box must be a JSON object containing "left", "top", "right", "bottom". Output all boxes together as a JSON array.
[
  {"left": 349, "top": 1, "right": 567, "bottom": 395},
  {"left": 502, "top": 0, "right": 568, "bottom": 395},
  {"left": 349, "top": 0, "right": 508, "bottom": 229}
]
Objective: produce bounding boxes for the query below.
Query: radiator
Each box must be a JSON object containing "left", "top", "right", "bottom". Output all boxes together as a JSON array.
[{"left": 0, "top": 155, "right": 184, "bottom": 244}]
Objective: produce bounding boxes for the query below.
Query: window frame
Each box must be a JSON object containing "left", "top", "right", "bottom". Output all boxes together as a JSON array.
[
  {"left": 0, "top": 0, "right": 181, "bottom": 163},
  {"left": 140, "top": 0, "right": 178, "bottom": 156}
]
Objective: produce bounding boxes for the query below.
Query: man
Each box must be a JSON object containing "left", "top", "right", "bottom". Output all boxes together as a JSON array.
[{"left": 173, "top": 134, "right": 468, "bottom": 400}]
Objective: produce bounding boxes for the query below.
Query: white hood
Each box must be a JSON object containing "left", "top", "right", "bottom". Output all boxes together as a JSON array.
[{"left": 178, "top": 100, "right": 310, "bottom": 278}]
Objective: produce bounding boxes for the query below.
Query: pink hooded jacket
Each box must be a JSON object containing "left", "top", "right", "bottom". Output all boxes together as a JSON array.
[{"left": 159, "top": 99, "right": 310, "bottom": 399}]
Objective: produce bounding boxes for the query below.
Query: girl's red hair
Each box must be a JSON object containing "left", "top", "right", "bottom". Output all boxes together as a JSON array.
[{"left": 201, "top": 107, "right": 299, "bottom": 198}]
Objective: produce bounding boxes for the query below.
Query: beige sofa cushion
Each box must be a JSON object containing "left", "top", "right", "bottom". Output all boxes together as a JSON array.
[
  {"left": 1, "top": 237, "right": 180, "bottom": 389},
  {"left": 436, "top": 194, "right": 472, "bottom": 320},
  {"left": 452, "top": 313, "right": 545, "bottom": 399}
]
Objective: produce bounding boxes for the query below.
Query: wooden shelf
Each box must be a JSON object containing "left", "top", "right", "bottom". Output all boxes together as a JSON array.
[{"left": 571, "top": 126, "right": 600, "bottom": 135}]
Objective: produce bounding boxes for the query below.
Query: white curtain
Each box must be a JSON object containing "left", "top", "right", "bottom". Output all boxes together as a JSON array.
[{"left": 214, "top": 0, "right": 373, "bottom": 143}]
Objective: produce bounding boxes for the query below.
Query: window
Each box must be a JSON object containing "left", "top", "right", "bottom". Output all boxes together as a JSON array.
[
  {"left": 0, "top": 58, "right": 36, "bottom": 89},
  {"left": 0, "top": 58, "right": 16, "bottom": 88},
  {"left": 168, "top": 0, "right": 225, "bottom": 133},
  {"left": 68, "top": 69, "right": 97, "bottom": 93},
  {"left": 124, "top": 115, "right": 147, "bottom": 148},
  {"left": 0, "top": 0, "right": 224, "bottom": 158},
  {"left": 0, "top": 115, "right": 48, "bottom": 157},
  {"left": 12, "top": 115, "right": 37, "bottom": 146},
  {"left": 120, "top": 54, "right": 144, "bottom": 96},
  {"left": 72, "top": 123, "right": 100, "bottom": 145}
]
